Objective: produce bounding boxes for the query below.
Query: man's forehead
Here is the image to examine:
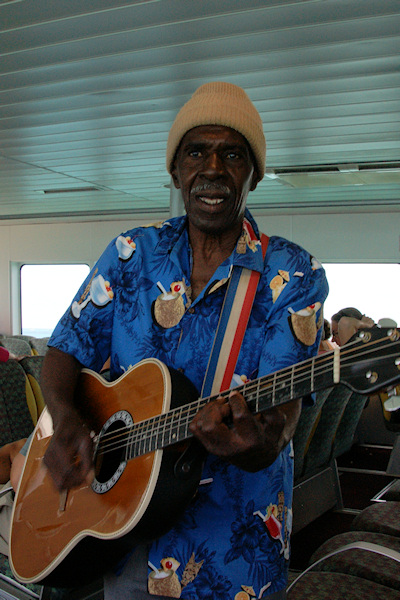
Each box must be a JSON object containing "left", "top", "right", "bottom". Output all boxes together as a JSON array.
[{"left": 180, "top": 124, "right": 250, "bottom": 147}]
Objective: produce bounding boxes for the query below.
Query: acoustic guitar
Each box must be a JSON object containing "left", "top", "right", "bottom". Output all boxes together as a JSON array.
[{"left": 10, "top": 326, "right": 400, "bottom": 587}]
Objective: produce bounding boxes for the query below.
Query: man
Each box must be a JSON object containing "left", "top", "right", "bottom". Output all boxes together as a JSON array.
[
  {"left": 331, "top": 307, "right": 374, "bottom": 346},
  {"left": 40, "top": 82, "right": 328, "bottom": 599}
]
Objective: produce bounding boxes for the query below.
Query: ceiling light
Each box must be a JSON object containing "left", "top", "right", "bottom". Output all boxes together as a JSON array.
[
  {"left": 264, "top": 161, "right": 400, "bottom": 188},
  {"left": 36, "top": 186, "right": 102, "bottom": 194}
]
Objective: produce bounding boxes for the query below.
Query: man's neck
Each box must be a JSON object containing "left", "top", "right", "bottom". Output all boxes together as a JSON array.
[{"left": 188, "top": 222, "right": 242, "bottom": 300}]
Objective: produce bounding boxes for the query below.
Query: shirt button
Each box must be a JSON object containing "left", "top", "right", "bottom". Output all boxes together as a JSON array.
[{"left": 188, "top": 307, "right": 195, "bottom": 314}]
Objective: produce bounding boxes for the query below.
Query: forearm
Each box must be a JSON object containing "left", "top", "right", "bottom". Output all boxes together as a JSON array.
[{"left": 40, "top": 347, "right": 82, "bottom": 425}]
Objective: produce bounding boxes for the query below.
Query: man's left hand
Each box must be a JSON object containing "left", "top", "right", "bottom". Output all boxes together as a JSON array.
[{"left": 189, "top": 391, "right": 301, "bottom": 471}]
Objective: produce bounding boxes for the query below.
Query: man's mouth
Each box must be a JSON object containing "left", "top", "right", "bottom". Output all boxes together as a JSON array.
[
  {"left": 192, "top": 183, "right": 230, "bottom": 207},
  {"left": 199, "top": 196, "right": 225, "bottom": 206}
]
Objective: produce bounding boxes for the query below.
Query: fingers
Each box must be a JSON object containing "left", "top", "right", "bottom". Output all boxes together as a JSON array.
[
  {"left": 43, "top": 423, "right": 94, "bottom": 491},
  {"left": 189, "top": 396, "right": 228, "bottom": 439},
  {"left": 189, "top": 392, "right": 260, "bottom": 458}
]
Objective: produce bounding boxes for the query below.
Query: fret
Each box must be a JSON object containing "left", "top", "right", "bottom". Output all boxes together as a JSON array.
[
  {"left": 175, "top": 406, "right": 185, "bottom": 443},
  {"left": 143, "top": 421, "right": 152, "bottom": 453},
  {"left": 155, "top": 413, "right": 165, "bottom": 452},
  {"left": 272, "top": 371, "right": 277, "bottom": 406},
  {"left": 160, "top": 412, "right": 170, "bottom": 448},
  {"left": 182, "top": 405, "right": 191, "bottom": 441},
  {"left": 143, "top": 419, "right": 153, "bottom": 455},
  {"left": 131, "top": 424, "right": 139, "bottom": 460},
  {"left": 148, "top": 412, "right": 157, "bottom": 454},
  {"left": 169, "top": 410, "right": 179, "bottom": 446},
  {"left": 137, "top": 420, "right": 147, "bottom": 457},
  {"left": 127, "top": 424, "right": 135, "bottom": 460}
]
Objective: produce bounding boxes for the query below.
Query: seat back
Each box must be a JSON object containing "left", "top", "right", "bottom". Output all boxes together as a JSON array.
[
  {"left": 1, "top": 338, "right": 32, "bottom": 357},
  {"left": 29, "top": 337, "right": 49, "bottom": 356},
  {"left": 332, "top": 392, "right": 368, "bottom": 459},
  {"left": 0, "top": 360, "right": 34, "bottom": 447},
  {"left": 302, "top": 384, "right": 352, "bottom": 475},
  {"left": 293, "top": 387, "right": 332, "bottom": 481}
]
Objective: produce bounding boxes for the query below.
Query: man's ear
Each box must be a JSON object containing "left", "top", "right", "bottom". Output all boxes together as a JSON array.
[
  {"left": 250, "top": 169, "right": 260, "bottom": 191},
  {"left": 171, "top": 161, "right": 181, "bottom": 189}
]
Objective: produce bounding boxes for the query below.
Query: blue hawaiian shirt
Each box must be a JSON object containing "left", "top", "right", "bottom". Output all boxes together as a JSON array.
[{"left": 49, "top": 209, "right": 328, "bottom": 599}]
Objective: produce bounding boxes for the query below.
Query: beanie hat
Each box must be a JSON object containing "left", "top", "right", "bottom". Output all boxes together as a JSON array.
[{"left": 166, "top": 82, "right": 266, "bottom": 180}]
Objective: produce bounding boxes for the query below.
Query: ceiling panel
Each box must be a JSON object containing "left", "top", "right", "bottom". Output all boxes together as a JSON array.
[{"left": 0, "top": 0, "right": 399, "bottom": 220}]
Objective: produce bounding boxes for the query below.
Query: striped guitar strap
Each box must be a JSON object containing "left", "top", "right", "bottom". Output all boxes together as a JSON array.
[{"left": 201, "top": 225, "right": 269, "bottom": 397}]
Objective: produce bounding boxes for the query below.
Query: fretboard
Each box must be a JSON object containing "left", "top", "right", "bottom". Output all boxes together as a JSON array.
[{"left": 125, "top": 349, "right": 338, "bottom": 460}]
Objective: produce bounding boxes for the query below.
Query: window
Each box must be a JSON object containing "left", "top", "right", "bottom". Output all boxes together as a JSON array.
[
  {"left": 322, "top": 263, "right": 400, "bottom": 327},
  {"left": 20, "top": 264, "right": 90, "bottom": 337}
]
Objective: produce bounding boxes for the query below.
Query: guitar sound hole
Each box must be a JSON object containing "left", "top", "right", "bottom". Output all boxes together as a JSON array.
[{"left": 92, "top": 410, "right": 133, "bottom": 494}]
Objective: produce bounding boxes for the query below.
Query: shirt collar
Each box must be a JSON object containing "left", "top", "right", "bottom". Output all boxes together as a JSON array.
[{"left": 154, "top": 209, "right": 265, "bottom": 274}]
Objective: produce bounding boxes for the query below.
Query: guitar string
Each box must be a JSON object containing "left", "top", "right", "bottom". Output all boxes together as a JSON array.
[
  {"left": 95, "top": 335, "right": 399, "bottom": 456},
  {"left": 96, "top": 340, "right": 400, "bottom": 459},
  {"left": 94, "top": 334, "right": 399, "bottom": 458}
]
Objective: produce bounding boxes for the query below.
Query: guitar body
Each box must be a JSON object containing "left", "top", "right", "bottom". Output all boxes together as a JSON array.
[{"left": 10, "top": 358, "right": 202, "bottom": 587}]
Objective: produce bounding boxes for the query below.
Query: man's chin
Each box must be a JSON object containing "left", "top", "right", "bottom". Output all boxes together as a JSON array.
[{"left": 188, "top": 213, "right": 242, "bottom": 238}]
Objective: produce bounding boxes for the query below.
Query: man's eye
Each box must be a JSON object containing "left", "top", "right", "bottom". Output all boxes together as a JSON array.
[
  {"left": 226, "top": 152, "right": 240, "bottom": 160},
  {"left": 188, "top": 150, "right": 202, "bottom": 158}
]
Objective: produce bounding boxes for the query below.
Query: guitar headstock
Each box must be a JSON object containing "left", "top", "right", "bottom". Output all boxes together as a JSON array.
[{"left": 340, "top": 326, "right": 400, "bottom": 394}]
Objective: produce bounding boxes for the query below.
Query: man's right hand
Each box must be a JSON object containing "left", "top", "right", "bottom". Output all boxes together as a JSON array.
[
  {"left": 43, "top": 409, "right": 95, "bottom": 491},
  {"left": 40, "top": 347, "right": 95, "bottom": 491}
]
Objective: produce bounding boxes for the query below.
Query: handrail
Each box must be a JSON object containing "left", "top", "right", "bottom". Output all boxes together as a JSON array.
[{"left": 287, "top": 540, "right": 400, "bottom": 594}]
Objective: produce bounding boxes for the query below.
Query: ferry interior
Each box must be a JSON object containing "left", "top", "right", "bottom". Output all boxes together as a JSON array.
[{"left": 0, "top": 1, "right": 400, "bottom": 599}]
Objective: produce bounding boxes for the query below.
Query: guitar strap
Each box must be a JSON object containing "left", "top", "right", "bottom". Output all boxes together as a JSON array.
[{"left": 201, "top": 225, "right": 269, "bottom": 398}]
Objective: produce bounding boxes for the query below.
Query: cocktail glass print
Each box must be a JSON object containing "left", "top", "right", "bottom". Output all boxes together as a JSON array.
[
  {"left": 116, "top": 235, "right": 136, "bottom": 260},
  {"left": 71, "top": 274, "right": 114, "bottom": 319}
]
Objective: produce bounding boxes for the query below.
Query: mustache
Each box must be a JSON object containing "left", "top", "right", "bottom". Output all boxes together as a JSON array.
[{"left": 191, "top": 183, "right": 230, "bottom": 195}]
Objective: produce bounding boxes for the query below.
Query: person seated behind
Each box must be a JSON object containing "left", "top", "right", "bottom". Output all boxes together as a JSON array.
[
  {"left": 0, "top": 341, "right": 28, "bottom": 362},
  {"left": 0, "top": 344, "right": 13, "bottom": 362},
  {"left": 331, "top": 307, "right": 374, "bottom": 346},
  {"left": 0, "top": 438, "right": 27, "bottom": 556}
]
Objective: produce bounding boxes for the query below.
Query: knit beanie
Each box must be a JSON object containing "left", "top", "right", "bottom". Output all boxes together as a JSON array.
[{"left": 166, "top": 82, "right": 266, "bottom": 180}]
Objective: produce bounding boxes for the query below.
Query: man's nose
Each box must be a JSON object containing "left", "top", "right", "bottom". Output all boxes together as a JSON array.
[{"left": 202, "top": 152, "right": 224, "bottom": 177}]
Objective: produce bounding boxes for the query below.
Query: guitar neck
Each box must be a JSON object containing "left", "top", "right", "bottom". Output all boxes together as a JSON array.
[{"left": 126, "top": 350, "right": 337, "bottom": 460}]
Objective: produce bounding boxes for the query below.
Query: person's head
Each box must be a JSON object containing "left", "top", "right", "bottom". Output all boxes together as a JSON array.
[
  {"left": 331, "top": 307, "right": 363, "bottom": 345},
  {"left": 166, "top": 82, "right": 266, "bottom": 237}
]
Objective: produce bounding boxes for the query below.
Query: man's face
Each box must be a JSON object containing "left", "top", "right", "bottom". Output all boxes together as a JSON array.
[{"left": 171, "top": 125, "right": 259, "bottom": 236}]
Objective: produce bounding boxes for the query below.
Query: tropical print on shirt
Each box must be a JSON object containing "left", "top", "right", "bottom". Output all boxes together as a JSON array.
[{"left": 49, "top": 209, "right": 328, "bottom": 598}]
